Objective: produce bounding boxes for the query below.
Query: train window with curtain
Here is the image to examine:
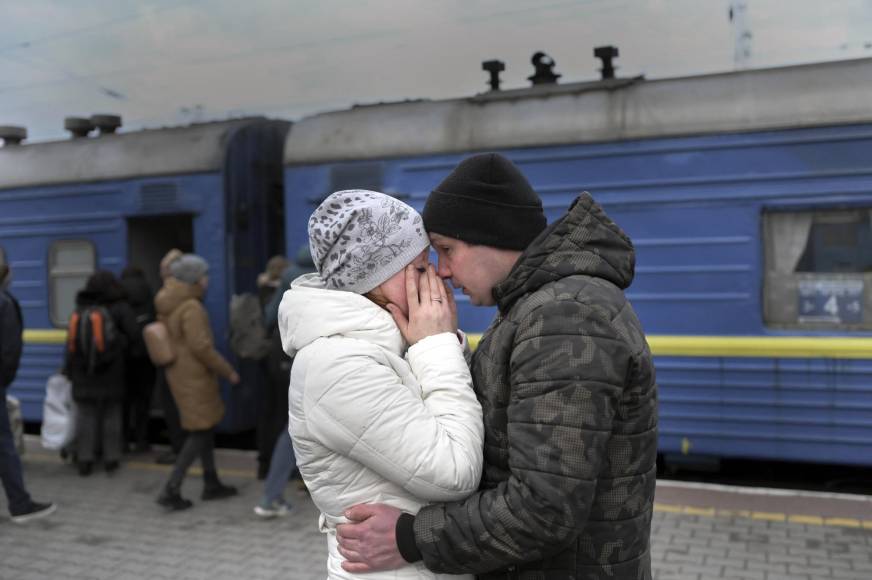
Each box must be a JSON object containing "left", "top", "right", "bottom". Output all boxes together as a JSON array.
[
  {"left": 49, "top": 240, "right": 96, "bottom": 327},
  {"left": 763, "top": 208, "right": 872, "bottom": 329}
]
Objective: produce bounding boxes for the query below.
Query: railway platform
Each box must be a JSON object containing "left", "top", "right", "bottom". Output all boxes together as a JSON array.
[{"left": 2, "top": 437, "right": 870, "bottom": 580}]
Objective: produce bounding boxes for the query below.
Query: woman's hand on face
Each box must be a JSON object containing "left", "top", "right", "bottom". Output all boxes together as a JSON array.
[{"left": 386, "top": 264, "right": 457, "bottom": 345}]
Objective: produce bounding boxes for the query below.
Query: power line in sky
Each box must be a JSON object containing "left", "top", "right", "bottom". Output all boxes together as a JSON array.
[{"left": 0, "top": 0, "right": 208, "bottom": 54}]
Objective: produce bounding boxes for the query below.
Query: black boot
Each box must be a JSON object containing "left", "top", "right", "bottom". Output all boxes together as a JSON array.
[
  {"left": 78, "top": 461, "right": 93, "bottom": 477},
  {"left": 202, "top": 470, "right": 237, "bottom": 501},
  {"left": 157, "top": 483, "right": 193, "bottom": 511}
]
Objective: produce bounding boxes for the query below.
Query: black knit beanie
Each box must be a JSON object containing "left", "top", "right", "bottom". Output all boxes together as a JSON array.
[{"left": 423, "top": 153, "right": 547, "bottom": 250}]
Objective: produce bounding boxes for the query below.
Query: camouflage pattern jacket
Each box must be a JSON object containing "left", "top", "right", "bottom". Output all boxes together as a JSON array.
[{"left": 410, "top": 193, "right": 658, "bottom": 580}]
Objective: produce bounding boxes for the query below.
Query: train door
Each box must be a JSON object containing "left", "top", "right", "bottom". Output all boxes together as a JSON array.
[
  {"left": 125, "top": 214, "right": 193, "bottom": 442},
  {"left": 222, "top": 120, "right": 290, "bottom": 434},
  {"left": 126, "top": 214, "right": 194, "bottom": 291},
  {"left": 224, "top": 121, "right": 290, "bottom": 294}
]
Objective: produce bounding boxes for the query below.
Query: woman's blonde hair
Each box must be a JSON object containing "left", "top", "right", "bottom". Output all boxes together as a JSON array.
[{"left": 364, "top": 289, "right": 390, "bottom": 310}]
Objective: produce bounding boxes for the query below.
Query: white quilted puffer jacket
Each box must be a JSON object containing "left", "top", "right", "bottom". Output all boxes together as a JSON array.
[{"left": 278, "top": 273, "right": 484, "bottom": 580}]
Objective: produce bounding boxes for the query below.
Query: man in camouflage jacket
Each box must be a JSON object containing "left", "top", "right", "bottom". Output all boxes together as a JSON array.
[{"left": 337, "top": 153, "right": 658, "bottom": 580}]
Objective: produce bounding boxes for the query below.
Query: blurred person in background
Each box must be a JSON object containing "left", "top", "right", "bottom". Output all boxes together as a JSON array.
[
  {"left": 1, "top": 264, "right": 56, "bottom": 523},
  {"left": 255, "top": 254, "right": 290, "bottom": 479},
  {"left": 65, "top": 271, "right": 142, "bottom": 476},
  {"left": 257, "top": 254, "right": 289, "bottom": 307},
  {"left": 153, "top": 249, "right": 186, "bottom": 464},
  {"left": 253, "top": 245, "right": 315, "bottom": 517},
  {"left": 120, "top": 266, "right": 156, "bottom": 453},
  {"left": 155, "top": 254, "right": 240, "bottom": 511}
]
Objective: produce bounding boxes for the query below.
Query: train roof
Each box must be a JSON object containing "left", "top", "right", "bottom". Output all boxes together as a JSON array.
[
  {"left": 283, "top": 57, "right": 872, "bottom": 165},
  {"left": 0, "top": 117, "right": 274, "bottom": 190}
]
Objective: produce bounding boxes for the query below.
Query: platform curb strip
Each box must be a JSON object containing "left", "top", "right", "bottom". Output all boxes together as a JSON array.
[{"left": 654, "top": 502, "right": 872, "bottom": 529}]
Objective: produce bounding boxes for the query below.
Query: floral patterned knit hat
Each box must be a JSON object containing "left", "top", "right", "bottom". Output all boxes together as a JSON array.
[{"left": 308, "top": 190, "right": 430, "bottom": 294}]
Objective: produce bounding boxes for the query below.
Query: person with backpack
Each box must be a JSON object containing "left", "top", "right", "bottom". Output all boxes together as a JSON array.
[
  {"left": 65, "top": 271, "right": 142, "bottom": 476},
  {"left": 1, "top": 264, "right": 56, "bottom": 523},
  {"left": 154, "top": 254, "right": 240, "bottom": 511}
]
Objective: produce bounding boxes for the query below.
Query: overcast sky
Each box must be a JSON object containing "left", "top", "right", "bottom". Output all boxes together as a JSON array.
[{"left": 2, "top": 0, "right": 871, "bottom": 142}]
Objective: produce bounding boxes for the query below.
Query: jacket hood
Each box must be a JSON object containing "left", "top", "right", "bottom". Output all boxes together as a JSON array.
[
  {"left": 120, "top": 276, "right": 152, "bottom": 308},
  {"left": 75, "top": 288, "right": 117, "bottom": 307},
  {"left": 494, "top": 192, "right": 636, "bottom": 312},
  {"left": 277, "top": 272, "right": 405, "bottom": 358},
  {"left": 154, "top": 277, "right": 203, "bottom": 317}
]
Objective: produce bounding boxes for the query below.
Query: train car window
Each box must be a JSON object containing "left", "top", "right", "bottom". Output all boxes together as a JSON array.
[
  {"left": 763, "top": 208, "right": 872, "bottom": 330},
  {"left": 49, "top": 240, "right": 96, "bottom": 327},
  {"left": 0, "top": 246, "right": 6, "bottom": 268}
]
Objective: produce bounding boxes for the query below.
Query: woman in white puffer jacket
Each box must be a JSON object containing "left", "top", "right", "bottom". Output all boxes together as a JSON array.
[{"left": 278, "top": 190, "right": 484, "bottom": 580}]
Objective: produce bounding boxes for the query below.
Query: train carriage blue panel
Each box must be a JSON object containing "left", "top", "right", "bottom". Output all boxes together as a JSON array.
[
  {"left": 1, "top": 173, "right": 228, "bottom": 419},
  {"left": 1, "top": 118, "right": 290, "bottom": 432},
  {"left": 283, "top": 58, "right": 872, "bottom": 466}
]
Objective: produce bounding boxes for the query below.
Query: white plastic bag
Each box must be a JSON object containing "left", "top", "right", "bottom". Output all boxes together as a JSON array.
[{"left": 40, "top": 373, "right": 77, "bottom": 450}]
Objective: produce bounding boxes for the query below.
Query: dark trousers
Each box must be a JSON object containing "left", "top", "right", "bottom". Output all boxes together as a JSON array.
[
  {"left": 257, "top": 365, "right": 289, "bottom": 475},
  {"left": 76, "top": 399, "right": 122, "bottom": 463},
  {"left": 155, "top": 369, "right": 185, "bottom": 453},
  {"left": 1, "top": 387, "right": 32, "bottom": 515},
  {"left": 124, "top": 358, "right": 156, "bottom": 450},
  {"left": 167, "top": 429, "right": 216, "bottom": 488}
]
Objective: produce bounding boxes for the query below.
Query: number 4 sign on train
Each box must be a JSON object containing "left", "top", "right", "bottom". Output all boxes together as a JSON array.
[{"left": 798, "top": 279, "right": 863, "bottom": 324}]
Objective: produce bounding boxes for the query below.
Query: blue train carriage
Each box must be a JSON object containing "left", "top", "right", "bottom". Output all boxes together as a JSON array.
[
  {"left": 0, "top": 116, "right": 290, "bottom": 431},
  {"left": 283, "top": 56, "right": 872, "bottom": 466}
]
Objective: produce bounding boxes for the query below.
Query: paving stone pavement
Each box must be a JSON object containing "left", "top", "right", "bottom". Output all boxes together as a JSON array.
[
  {"left": 1, "top": 448, "right": 325, "bottom": 580},
  {"left": 650, "top": 510, "right": 872, "bottom": 580},
  {"left": 2, "top": 445, "right": 871, "bottom": 580}
]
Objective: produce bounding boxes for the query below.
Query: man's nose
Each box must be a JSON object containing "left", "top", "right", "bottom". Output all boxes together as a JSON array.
[{"left": 436, "top": 258, "right": 451, "bottom": 280}]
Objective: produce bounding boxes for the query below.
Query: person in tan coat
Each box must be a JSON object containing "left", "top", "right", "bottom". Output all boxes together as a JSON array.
[
  {"left": 154, "top": 254, "right": 240, "bottom": 511},
  {"left": 154, "top": 248, "right": 186, "bottom": 464}
]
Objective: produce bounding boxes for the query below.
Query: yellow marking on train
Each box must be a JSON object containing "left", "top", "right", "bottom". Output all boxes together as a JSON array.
[
  {"left": 25, "top": 329, "right": 872, "bottom": 359},
  {"left": 646, "top": 335, "right": 872, "bottom": 359},
  {"left": 464, "top": 334, "right": 872, "bottom": 359},
  {"left": 680, "top": 437, "right": 692, "bottom": 455},
  {"left": 654, "top": 503, "right": 870, "bottom": 529},
  {"left": 23, "top": 329, "right": 68, "bottom": 345}
]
